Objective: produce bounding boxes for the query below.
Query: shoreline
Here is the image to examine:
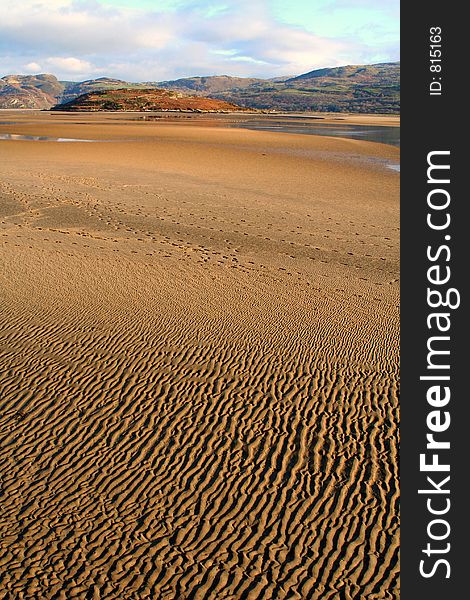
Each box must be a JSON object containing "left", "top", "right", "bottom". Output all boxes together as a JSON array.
[
  {"left": 0, "top": 107, "right": 400, "bottom": 125},
  {"left": 0, "top": 110, "right": 401, "bottom": 151}
]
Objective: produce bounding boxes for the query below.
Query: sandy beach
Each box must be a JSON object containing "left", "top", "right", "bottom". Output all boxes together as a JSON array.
[{"left": 0, "top": 111, "right": 399, "bottom": 599}]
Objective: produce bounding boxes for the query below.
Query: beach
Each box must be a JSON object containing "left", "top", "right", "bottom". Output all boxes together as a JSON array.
[{"left": 0, "top": 111, "right": 399, "bottom": 599}]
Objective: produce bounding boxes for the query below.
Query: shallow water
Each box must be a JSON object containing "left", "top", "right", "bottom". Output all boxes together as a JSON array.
[
  {"left": 1, "top": 115, "right": 400, "bottom": 147},
  {"left": 0, "top": 133, "right": 98, "bottom": 142},
  {"left": 228, "top": 120, "right": 400, "bottom": 147},
  {"left": 136, "top": 113, "right": 400, "bottom": 147}
]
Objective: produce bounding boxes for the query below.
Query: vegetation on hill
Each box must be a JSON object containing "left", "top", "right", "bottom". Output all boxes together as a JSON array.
[
  {"left": 0, "top": 62, "right": 400, "bottom": 113},
  {"left": 158, "top": 63, "right": 399, "bottom": 113},
  {"left": 156, "top": 75, "right": 265, "bottom": 94},
  {"left": 52, "top": 88, "right": 246, "bottom": 112}
]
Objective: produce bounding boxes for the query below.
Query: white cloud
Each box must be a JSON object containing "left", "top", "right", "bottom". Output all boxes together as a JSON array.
[
  {"left": 44, "top": 57, "right": 93, "bottom": 74},
  {"left": 24, "top": 62, "right": 43, "bottom": 72},
  {"left": 0, "top": 0, "right": 398, "bottom": 81}
]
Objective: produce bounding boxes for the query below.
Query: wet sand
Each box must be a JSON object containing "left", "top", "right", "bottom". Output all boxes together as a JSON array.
[{"left": 0, "top": 111, "right": 399, "bottom": 599}]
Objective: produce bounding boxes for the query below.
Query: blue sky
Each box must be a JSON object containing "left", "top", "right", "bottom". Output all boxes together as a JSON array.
[{"left": 1, "top": 0, "right": 399, "bottom": 81}]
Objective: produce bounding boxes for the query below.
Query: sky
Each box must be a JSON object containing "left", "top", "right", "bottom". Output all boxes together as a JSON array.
[{"left": 0, "top": 0, "right": 399, "bottom": 81}]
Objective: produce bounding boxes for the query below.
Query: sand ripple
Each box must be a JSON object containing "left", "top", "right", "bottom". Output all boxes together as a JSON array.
[{"left": 1, "top": 115, "right": 399, "bottom": 599}]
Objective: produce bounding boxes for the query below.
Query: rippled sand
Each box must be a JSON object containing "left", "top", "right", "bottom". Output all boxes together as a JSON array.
[{"left": 0, "top": 112, "right": 399, "bottom": 599}]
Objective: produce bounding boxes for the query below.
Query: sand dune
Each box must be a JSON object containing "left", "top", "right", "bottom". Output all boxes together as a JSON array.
[{"left": 0, "top": 112, "right": 399, "bottom": 599}]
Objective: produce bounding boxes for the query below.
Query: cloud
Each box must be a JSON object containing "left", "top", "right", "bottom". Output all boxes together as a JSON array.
[
  {"left": 44, "top": 57, "right": 93, "bottom": 74},
  {"left": 24, "top": 62, "right": 43, "bottom": 73},
  {"left": 0, "top": 0, "right": 399, "bottom": 81}
]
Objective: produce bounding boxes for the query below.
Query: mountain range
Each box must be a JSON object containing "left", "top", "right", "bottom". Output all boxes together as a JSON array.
[{"left": 0, "top": 62, "right": 399, "bottom": 113}]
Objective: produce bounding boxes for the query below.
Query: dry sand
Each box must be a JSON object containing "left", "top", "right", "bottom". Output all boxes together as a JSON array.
[{"left": 0, "top": 111, "right": 399, "bottom": 599}]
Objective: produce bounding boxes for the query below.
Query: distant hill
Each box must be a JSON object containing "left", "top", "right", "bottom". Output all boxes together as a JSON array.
[
  {"left": 155, "top": 75, "right": 265, "bottom": 95},
  {"left": 0, "top": 79, "right": 56, "bottom": 109},
  {"left": 168, "top": 62, "right": 399, "bottom": 113},
  {"left": 0, "top": 74, "right": 61, "bottom": 109},
  {"left": 0, "top": 62, "right": 400, "bottom": 113},
  {"left": 2, "top": 73, "right": 64, "bottom": 97},
  {"left": 288, "top": 62, "right": 398, "bottom": 82},
  {"left": 53, "top": 88, "right": 247, "bottom": 113},
  {"left": 277, "top": 63, "right": 400, "bottom": 111}
]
